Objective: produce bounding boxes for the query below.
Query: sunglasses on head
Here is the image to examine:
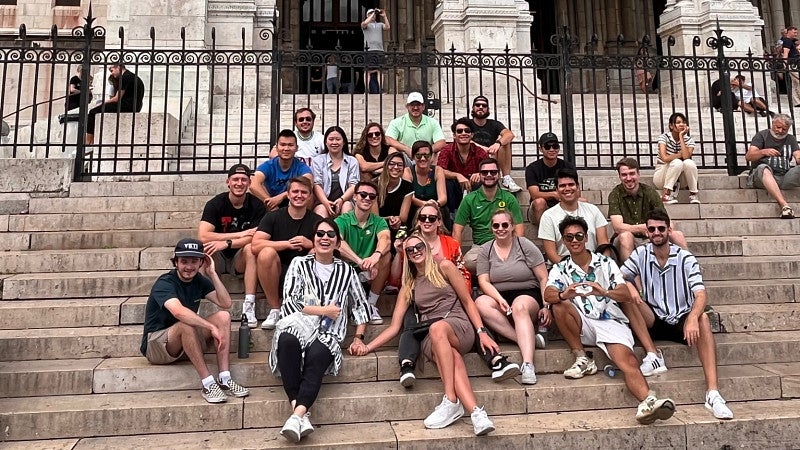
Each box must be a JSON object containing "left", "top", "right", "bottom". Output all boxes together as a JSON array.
[
  {"left": 367, "top": 131, "right": 382, "bottom": 138},
  {"left": 414, "top": 153, "right": 431, "bottom": 160},
  {"left": 315, "top": 230, "right": 336, "bottom": 238},
  {"left": 480, "top": 169, "right": 499, "bottom": 176},
  {"left": 491, "top": 222, "right": 511, "bottom": 230},
  {"left": 404, "top": 242, "right": 426, "bottom": 256},
  {"left": 454, "top": 128, "right": 472, "bottom": 135},
  {"left": 563, "top": 232, "right": 586, "bottom": 242},
  {"left": 418, "top": 214, "right": 439, "bottom": 223},
  {"left": 647, "top": 225, "right": 667, "bottom": 233},
  {"left": 296, "top": 116, "right": 313, "bottom": 123},
  {"left": 356, "top": 191, "right": 377, "bottom": 200},
  {"left": 543, "top": 143, "right": 560, "bottom": 150}
]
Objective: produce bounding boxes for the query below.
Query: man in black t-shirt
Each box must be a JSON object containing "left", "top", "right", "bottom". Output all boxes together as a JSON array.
[
  {"left": 469, "top": 95, "right": 522, "bottom": 192},
  {"left": 198, "top": 164, "right": 266, "bottom": 328},
  {"left": 85, "top": 62, "right": 145, "bottom": 144},
  {"left": 782, "top": 26, "right": 800, "bottom": 107},
  {"left": 140, "top": 238, "right": 249, "bottom": 403},
  {"left": 525, "top": 132, "right": 577, "bottom": 225},
  {"left": 251, "top": 176, "right": 322, "bottom": 330}
]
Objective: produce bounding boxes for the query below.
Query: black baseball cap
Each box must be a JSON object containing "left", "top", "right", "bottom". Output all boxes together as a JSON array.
[
  {"left": 174, "top": 238, "right": 205, "bottom": 258},
  {"left": 227, "top": 163, "right": 252, "bottom": 178},
  {"left": 472, "top": 95, "right": 490, "bottom": 106},
  {"left": 538, "top": 132, "right": 559, "bottom": 146}
]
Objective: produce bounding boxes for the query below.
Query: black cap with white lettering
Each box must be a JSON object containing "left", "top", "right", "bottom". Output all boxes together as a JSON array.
[{"left": 174, "top": 238, "right": 205, "bottom": 258}]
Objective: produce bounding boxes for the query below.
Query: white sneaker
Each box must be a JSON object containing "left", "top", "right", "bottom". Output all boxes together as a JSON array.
[
  {"left": 423, "top": 395, "right": 464, "bottom": 429},
  {"left": 640, "top": 350, "right": 668, "bottom": 377},
  {"left": 261, "top": 308, "right": 281, "bottom": 330},
  {"left": 501, "top": 174, "right": 523, "bottom": 193},
  {"left": 280, "top": 414, "right": 302, "bottom": 443},
  {"left": 535, "top": 332, "right": 547, "bottom": 349},
  {"left": 369, "top": 304, "right": 384, "bottom": 325},
  {"left": 563, "top": 354, "right": 597, "bottom": 379},
  {"left": 300, "top": 412, "right": 315, "bottom": 437},
  {"left": 520, "top": 362, "right": 537, "bottom": 385},
  {"left": 242, "top": 300, "right": 257, "bottom": 328},
  {"left": 705, "top": 390, "right": 733, "bottom": 420},
  {"left": 636, "top": 395, "right": 675, "bottom": 424},
  {"left": 470, "top": 406, "right": 495, "bottom": 436},
  {"left": 689, "top": 193, "right": 701, "bottom": 204},
  {"left": 661, "top": 193, "right": 678, "bottom": 205}
]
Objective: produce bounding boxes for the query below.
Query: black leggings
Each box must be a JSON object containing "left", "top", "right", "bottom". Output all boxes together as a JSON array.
[
  {"left": 276, "top": 333, "right": 334, "bottom": 409},
  {"left": 397, "top": 306, "right": 420, "bottom": 366}
]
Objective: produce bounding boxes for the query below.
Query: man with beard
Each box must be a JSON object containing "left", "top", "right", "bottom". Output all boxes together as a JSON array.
[
  {"left": 385, "top": 92, "right": 446, "bottom": 158},
  {"left": 269, "top": 108, "right": 324, "bottom": 165},
  {"left": 745, "top": 114, "right": 800, "bottom": 218},
  {"left": 621, "top": 209, "right": 733, "bottom": 420},
  {"left": 437, "top": 118, "right": 488, "bottom": 215},
  {"left": 198, "top": 164, "right": 266, "bottom": 328},
  {"left": 468, "top": 96, "right": 522, "bottom": 192}
]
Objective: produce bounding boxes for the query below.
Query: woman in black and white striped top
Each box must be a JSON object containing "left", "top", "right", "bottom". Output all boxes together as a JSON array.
[
  {"left": 654, "top": 112, "right": 701, "bottom": 205},
  {"left": 269, "top": 217, "right": 370, "bottom": 443}
]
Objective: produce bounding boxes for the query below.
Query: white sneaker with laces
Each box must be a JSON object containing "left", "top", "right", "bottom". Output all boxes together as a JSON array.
[
  {"left": 242, "top": 300, "right": 257, "bottom": 328},
  {"left": 300, "top": 412, "right": 315, "bottom": 437},
  {"left": 640, "top": 350, "right": 668, "bottom": 377},
  {"left": 501, "top": 174, "right": 523, "bottom": 193},
  {"left": 470, "top": 406, "right": 495, "bottom": 436},
  {"left": 689, "top": 193, "right": 701, "bottom": 204},
  {"left": 280, "top": 415, "right": 302, "bottom": 443},
  {"left": 423, "top": 395, "right": 464, "bottom": 429},
  {"left": 563, "top": 355, "right": 597, "bottom": 379},
  {"left": 261, "top": 308, "right": 281, "bottom": 330},
  {"left": 520, "top": 362, "right": 537, "bottom": 385},
  {"left": 636, "top": 394, "right": 676, "bottom": 424},
  {"left": 705, "top": 390, "right": 733, "bottom": 419},
  {"left": 368, "top": 304, "right": 384, "bottom": 325}
]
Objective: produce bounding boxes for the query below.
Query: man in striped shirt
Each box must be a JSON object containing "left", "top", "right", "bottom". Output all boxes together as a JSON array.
[{"left": 621, "top": 209, "right": 734, "bottom": 420}]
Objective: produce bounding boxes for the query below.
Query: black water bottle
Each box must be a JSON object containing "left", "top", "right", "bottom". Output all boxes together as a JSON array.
[{"left": 238, "top": 314, "right": 250, "bottom": 359}]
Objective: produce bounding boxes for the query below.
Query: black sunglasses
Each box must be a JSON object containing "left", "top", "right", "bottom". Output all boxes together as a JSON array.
[
  {"left": 418, "top": 214, "right": 439, "bottom": 223},
  {"left": 414, "top": 153, "right": 431, "bottom": 160},
  {"left": 491, "top": 222, "right": 511, "bottom": 230},
  {"left": 315, "top": 230, "right": 337, "bottom": 238},
  {"left": 356, "top": 191, "right": 377, "bottom": 200},
  {"left": 480, "top": 170, "right": 499, "bottom": 176},
  {"left": 563, "top": 232, "right": 586, "bottom": 242},
  {"left": 543, "top": 143, "right": 560, "bottom": 150},
  {"left": 367, "top": 131, "right": 382, "bottom": 138},
  {"left": 404, "top": 242, "right": 426, "bottom": 256},
  {"left": 647, "top": 225, "right": 667, "bottom": 233},
  {"left": 473, "top": 103, "right": 489, "bottom": 108},
  {"left": 454, "top": 128, "right": 472, "bottom": 134},
  {"left": 296, "top": 116, "right": 313, "bottom": 123}
]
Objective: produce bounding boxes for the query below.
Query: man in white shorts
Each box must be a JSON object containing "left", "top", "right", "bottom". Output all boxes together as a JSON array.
[{"left": 544, "top": 215, "right": 675, "bottom": 425}]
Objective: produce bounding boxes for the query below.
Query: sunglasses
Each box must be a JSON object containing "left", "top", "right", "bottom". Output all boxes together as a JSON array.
[
  {"left": 543, "top": 143, "right": 560, "bottom": 150},
  {"left": 387, "top": 161, "right": 404, "bottom": 168},
  {"left": 480, "top": 170, "right": 499, "bottom": 176},
  {"left": 418, "top": 214, "right": 439, "bottom": 223},
  {"left": 315, "top": 230, "right": 336, "bottom": 238},
  {"left": 356, "top": 191, "right": 377, "bottom": 200},
  {"left": 404, "top": 242, "right": 427, "bottom": 256},
  {"left": 296, "top": 116, "right": 313, "bottom": 123},
  {"left": 454, "top": 128, "right": 472, "bottom": 134},
  {"left": 473, "top": 103, "right": 489, "bottom": 108},
  {"left": 414, "top": 153, "right": 431, "bottom": 160},
  {"left": 491, "top": 222, "right": 511, "bottom": 230},
  {"left": 367, "top": 131, "right": 382, "bottom": 138},
  {"left": 647, "top": 225, "right": 667, "bottom": 233},
  {"left": 563, "top": 232, "right": 586, "bottom": 242}
]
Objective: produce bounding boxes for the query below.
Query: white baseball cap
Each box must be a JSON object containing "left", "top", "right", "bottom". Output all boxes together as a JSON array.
[{"left": 406, "top": 92, "right": 424, "bottom": 104}]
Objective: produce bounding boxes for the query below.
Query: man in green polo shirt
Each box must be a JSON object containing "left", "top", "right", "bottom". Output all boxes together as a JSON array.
[
  {"left": 453, "top": 158, "right": 524, "bottom": 273},
  {"left": 609, "top": 158, "right": 688, "bottom": 261},
  {"left": 335, "top": 181, "right": 391, "bottom": 325},
  {"left": 385, "top": 92, "right": 446, "bottom": 159}
]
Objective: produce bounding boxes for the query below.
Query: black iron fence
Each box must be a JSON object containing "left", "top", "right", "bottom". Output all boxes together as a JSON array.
[{"left": 0, "top": 12, "right": 796, "bottom": 180}]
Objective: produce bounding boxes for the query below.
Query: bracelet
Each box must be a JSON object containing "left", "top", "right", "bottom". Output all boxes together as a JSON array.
[
  {"left": 374, "top": 250, "right": 383, "bottom": 255},
  {"left": 557, "top": 291, "right": 565, "bottom": 301}
]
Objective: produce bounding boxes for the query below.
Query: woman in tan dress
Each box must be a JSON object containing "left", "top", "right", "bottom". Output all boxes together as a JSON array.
[{"left": 349, "top": 232, "right": 500, "bottom": 436}]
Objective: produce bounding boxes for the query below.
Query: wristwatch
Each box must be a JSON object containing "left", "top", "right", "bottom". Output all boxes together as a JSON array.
[
  {"left": 226, "top": 239, "right": 232, "bottom": 249},
  {"left": 354, "top": 333, "right": 365, "bottom": 341},
  {"left": 476, "top": 327, "right": 488, "bottom": 334}
]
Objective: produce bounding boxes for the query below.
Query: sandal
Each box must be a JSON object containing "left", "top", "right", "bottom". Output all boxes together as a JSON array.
[{"left": 781, "top": 205, "right": 795, "bottom": 219}]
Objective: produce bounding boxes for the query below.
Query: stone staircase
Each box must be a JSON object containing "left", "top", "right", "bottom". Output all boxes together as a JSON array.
[{"left": 1, "top": 170, "right": 800, "bottom": 448}]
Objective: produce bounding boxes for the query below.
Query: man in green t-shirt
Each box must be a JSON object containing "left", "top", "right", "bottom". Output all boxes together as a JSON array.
[
  {"left": 608, "top": 158, "right": 688, "bottom": 262},
  {"left": 453, "top": 158, "right": 524, "bottom": 273},
  {"left": 335, "top": 181, "right": 391, "bottom": 325}
]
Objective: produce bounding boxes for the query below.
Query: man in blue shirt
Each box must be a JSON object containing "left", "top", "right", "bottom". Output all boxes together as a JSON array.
[{"left": 251, "top": 129, "right": 313, "bottom": 211}]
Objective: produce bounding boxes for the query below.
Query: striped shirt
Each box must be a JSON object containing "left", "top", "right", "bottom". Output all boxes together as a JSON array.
[
  {"left": 621, "top": 243, "right": 704, "bottom": 325},
  {"left": 656, "top": 132, "right": 695, "bottom": 165}
]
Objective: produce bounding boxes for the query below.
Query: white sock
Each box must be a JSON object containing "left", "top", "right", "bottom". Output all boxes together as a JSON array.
[
  {"left": 218, "top": 371, "right": 231, "bottom": 385},
  {"left": 244, "top": 294, "right": 256, "bottom": 304},
  {"left": 368, "top": 292, "right": 380, "bottom": 306},
  {"left": 707, "top": 389, "right": 719, "bottom": 400},
  {"left": 201, "top": 375, "right": 215, "bottom": 389}
]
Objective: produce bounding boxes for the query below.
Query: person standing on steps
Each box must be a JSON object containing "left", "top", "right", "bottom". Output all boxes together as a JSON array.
[
  {"left": 781, "top": 26, "right": 800, "bottom": 107},
  {"left": 361, "top": 8, "right": 390, "bottom": 94},
  {"left": 198, "top": 163, "right": 266, "bottom": 328},
  {"left": 140, "top": 238, "right": 249, "bottom": 404},
  {"left": 468, "top": 95, "right": 522, "bottom": 193}
]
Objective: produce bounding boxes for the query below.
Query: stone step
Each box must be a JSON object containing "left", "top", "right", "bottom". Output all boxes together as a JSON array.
[
  {"left": 0, "top": 365, "right": 781, "bottom": 441},
  {"left": 696, "top": 256, "right": 800, "bottom": 281},
  {"left": 687, "top": 236, "right": 800, "bottom": 257},
  {"left": 28, "top": 229, "right": 194, "bottom": 251},
  {"left": 716, "top": 304, "right": 800, "bottom": 333},
  {"left": 27, "top": 196, "right": 209, "bottom": 214},
  {"left": 0, "top": 298, "right": 126, "bottom": 330},
  {"left": 38, "top": 399, "right": 800, "bottom": 450},
  {"left": 0, "top": 248, "right": 143, "bottom": 274}
]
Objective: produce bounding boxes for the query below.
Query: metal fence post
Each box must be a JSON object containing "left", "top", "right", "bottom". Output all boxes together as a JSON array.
[
  {"left": 708, "top": 21, "right": 740, "bottom": 176},
  {"left": 552, "top": 27, "right": 577, "bottom": 164},
  {"left": 71, "top": 4, "right": 104, "bottom": 181},
  {"left": 268, "top": 8, "right": 281, "bottom": 146}
]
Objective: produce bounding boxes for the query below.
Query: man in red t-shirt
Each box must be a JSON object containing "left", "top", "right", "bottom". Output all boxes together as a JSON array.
[{"left": 437, "top": 117, "right": 488, "bottom": 215}]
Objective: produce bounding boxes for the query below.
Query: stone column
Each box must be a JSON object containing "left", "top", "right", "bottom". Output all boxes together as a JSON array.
[
  {"left": 106, "top": 0, "right": 207, "bottom": 48},
  {"left": 254, "top": 0, "right": 277, "bottom": 106},
  {"left": 206, "top": 0, "right": 257, "bottom": 110}
]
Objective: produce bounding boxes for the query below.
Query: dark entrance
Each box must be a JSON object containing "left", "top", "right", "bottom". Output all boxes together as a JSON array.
[{"left": 527, "top": 1, "right": 559, "bottom": 94}]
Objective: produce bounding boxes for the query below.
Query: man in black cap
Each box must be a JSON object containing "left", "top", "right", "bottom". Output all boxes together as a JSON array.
[
  {"left": 140, "top": 238, "right": 249, "bottom": 404},
  {"left": 198, "top": 163, "right": 267, "bottom": 328},
  {"left": 525, "top": 132, "right": 577, "bottom": 225},
  {"left": 469, "top": 95, "right": 521, "bottom": 192}
]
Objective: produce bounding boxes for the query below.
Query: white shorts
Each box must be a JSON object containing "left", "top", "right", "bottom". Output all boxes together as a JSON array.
[{"left": 574, "top": 304, "right": 634, "bottom": 358}]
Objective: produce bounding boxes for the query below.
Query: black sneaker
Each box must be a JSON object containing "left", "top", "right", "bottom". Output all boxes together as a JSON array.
[
  {"left": 490, "top": 356, "right": 520, "bottom": 382},
  {"left": 400, "top": 364, "right": 416, "bottom": 388}
]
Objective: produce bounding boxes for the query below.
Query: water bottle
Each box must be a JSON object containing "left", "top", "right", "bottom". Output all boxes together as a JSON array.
[
  {"left": 603, "top": 364, "right": 618, "bottom": 378},
  {"left": 238, "top": 314, "right": 250, "bottom": 359}
]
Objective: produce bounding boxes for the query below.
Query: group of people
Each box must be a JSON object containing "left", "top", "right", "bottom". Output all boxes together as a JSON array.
[{"left": 135, "top": 97, "right": 800, "bottom": 443}]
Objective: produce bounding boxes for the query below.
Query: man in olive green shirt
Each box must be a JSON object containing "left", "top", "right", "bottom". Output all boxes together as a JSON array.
[
  {"left": 609, "top": 158, "right": 688, "bottom": 261},
  {"left": 453, "top": 158, "right": 524, "bottom": 273}
]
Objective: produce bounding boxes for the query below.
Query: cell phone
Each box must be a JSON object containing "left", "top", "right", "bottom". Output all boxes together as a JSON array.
[{"left": 395, "top": 226, "right": 408, "bottom": 240}]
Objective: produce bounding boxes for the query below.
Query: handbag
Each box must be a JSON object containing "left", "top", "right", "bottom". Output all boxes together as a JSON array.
[{"left": 409, "top": 291, "right": 459, "bottom": 341}]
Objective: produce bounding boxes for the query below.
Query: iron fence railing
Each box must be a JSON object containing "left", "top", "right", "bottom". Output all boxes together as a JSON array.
[{"left": 0, "top": 12, "right": 795, "bottom": 180}]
